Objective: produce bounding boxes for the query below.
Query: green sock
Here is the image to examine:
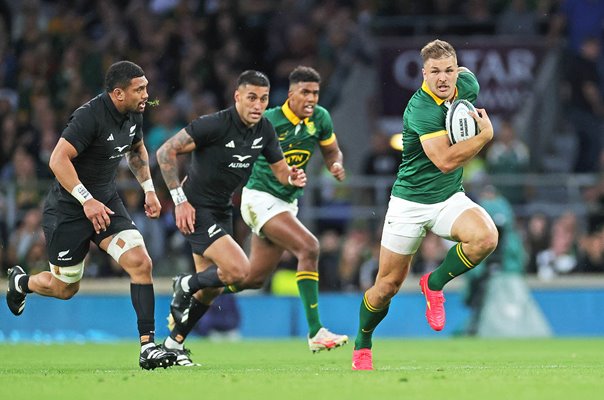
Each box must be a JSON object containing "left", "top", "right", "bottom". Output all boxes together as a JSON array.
[
  {"left": 354, "top": 292, "right": 389, "bottom": 350},
  {"left": 428, "top": 242, "right": 476, "bottom": 290},
  {"left": 222, "top": 284, "right": 240, "bottom": 294},
  {"left": 296, "top": 271, "right": 322, "bottom": 337}
]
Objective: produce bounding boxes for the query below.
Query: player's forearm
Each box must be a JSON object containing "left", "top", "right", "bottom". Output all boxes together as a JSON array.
[
  {"left": 443, "top": 130, "right": 492, "bottom": 172},
  {"left": 323, "top": 147, "right": 343, "bottom": 169},
  {"left": 126, "top": 145, "right": 152, "bottom": 184},
  {"left": 156, "top": 146, "right": 182, "bottom": 190},
  {"left": 49, "top": 150, "right": 82, "bottom": 193}
]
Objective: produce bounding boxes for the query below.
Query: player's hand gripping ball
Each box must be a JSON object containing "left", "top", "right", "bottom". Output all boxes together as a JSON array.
[{"left": 446, "top": 99, "right": 478, "bottom": 144}]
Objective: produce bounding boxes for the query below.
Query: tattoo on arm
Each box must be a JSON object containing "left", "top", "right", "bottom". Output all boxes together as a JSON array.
[
  {"left": 126, "top": 141, "right": 151, "bottom": 183},
  {"left": 156, "top": 130, "right": 195, "bottom": 189}
]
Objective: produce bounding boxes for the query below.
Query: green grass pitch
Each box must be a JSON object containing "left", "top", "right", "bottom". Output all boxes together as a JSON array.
[{"left": 0, "top": 338, "right": 602, "bottom": 400}]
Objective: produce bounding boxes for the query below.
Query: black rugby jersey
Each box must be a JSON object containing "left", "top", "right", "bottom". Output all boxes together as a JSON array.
[
  {"left": 183, "top": 107, "right": 283, "bottom": 209},
  {"left": 55, "top": 92, "right": 144, "bottom": 203}
]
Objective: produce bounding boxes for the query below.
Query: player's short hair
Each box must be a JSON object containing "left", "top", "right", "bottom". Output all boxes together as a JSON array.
[
  {"left": 289, "top": 66, "right": 321, "bottom": 85},
  {"left": 420, "top": 39, "right": 457, "bottom": 64},
  {"left": 237, "top": 70, "right": 270, "bottom": 88},
  {"left": 105, "top": 61, "right": 145, "bottom": 92}
]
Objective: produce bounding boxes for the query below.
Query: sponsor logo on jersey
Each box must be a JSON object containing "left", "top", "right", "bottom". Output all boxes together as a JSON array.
[
  {"left": 109, "top": 144, "right": 129, "bottom": 159},
  {"left": 107, "top": 133, "right": 115, "bottom": 141},
  {"left": 284, "top": 149, "right": 311, "bottom": 167},
  {"left": 251, "top": 137, "right": 263, "bottom": 149},
  {"left": 225, "top": 140, "right": 235, "bottom": 148},
  {"left": 229, "top": 154, "right": 252, "bottom": 168},
  {"left": 233, "top": 155, "right": 252, "bottom": 162},
  {"left": 208, "top": 224, "right": 221, "bottom": 238}
]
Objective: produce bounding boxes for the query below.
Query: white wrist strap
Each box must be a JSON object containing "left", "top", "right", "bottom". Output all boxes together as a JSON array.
[
  {"left": 141, "top": 179, "right": 155, "bottom": 193},
  {"left": 71, "top": 183, "right": 93, "bottom": 205},
  {"left": 287, "top": 175, "right": 294, "bottom": 186},
  {"left": 170, "top": 187, "right": 188, "bottom": 205}
]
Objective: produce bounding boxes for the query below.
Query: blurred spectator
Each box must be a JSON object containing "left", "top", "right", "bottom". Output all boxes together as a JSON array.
[
  {"left": 338, "top": 227, "right": 371, "bottom": 291},
  {"left": 317, "top": 229, "right": 342, "bottom": 291},
  {"left": 496, "top": 0, "right": 540, "bottom": 36},
  {"left": 562, "top": 36, "right": 604, "bottom": 172},
  {"left": 523, "top": 212, "right": 551, "bottom": 274},
  {"left": 6, "top": 207, "right": 45, "bottom": 274},
  {"left": 485, "top": 119, "right": 530, "bottom": 203},
  {"left": 411, "top": 232, "right": 448, "bottom": 275},
  {"left": 577, "top": 226, "right": 604, "bottom": 273},
  {"left": 536, "top": 212, "right": 579, "bottom": 280}
]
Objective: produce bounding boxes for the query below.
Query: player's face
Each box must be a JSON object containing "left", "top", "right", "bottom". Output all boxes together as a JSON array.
[
  {"left": 422, "top": 56, "right": 458, "bottom": 101},
  {"left": 122, "top": 76, "right": 149, "bottom": 114},
  {"left": 287, "top": 81, "right": 320, "bottom": 119},
  {"left": 235, "top": 84, "right": 270, "bottom": 126}
]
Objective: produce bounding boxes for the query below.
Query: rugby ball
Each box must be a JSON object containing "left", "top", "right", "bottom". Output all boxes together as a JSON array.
[{"left": 446, "top": 99, "right": 478, "bottom": 144}]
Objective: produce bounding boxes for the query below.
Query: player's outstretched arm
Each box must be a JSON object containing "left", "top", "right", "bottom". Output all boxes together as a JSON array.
[
  {"left": 127, "top": 140, "right": 161, "bottom": 218},
  {"left": 49, "top": 138, "right": 114, "bottom": 233},
  {"left": 269, "top": 159, "right": 307, "bottom": 187},
  {"left": 319, "top": 140, "right": 345, "bottom": 181},
  {"left": 156, "top": 128, "right": 197, "bottom": 234}
]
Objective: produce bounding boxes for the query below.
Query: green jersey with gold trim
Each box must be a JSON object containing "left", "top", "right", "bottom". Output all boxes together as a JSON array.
[
  {"left": 245, "top": 102, "right": 336, "bottom": 202},
  {"left": 391, "top": 71, "right": 479, "bottom": 204}
]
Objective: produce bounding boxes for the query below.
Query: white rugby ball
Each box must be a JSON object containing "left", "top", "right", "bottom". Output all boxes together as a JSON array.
[{"left": 446, "top": 99, "right": 478, "bottom": 144}]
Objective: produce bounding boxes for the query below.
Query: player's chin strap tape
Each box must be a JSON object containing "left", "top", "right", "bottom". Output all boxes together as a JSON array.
[
  {"left": 50, "top": 260, "right": 86, "bottom": 284},
  {"left": 106, "top": 229, "right": 146, "bottom": 263}
]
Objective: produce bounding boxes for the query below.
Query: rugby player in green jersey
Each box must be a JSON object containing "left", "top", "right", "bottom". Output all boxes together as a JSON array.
[
  {"left": 163, "top": 66, "right": 348, "bottom": 363},
  {"left": 352, "top": 40, "right": 498, "bottom": 370}
]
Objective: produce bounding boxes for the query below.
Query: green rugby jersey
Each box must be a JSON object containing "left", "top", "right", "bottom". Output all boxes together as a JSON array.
[
  {"left": 245, "top": 101, "right": 336, "bottom": 202},
  {"left": 391, "top": 71, "right": 479, "bottom": 204}
]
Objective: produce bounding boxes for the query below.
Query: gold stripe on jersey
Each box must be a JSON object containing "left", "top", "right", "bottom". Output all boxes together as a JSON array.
[
  {"left": 456, "top": 243, "right": 475, "bottom": 269},
  {"left": 319, "top": 133, "right": 336, "bottom": 146},
  {"left": 419, "top": 130, "right": 448, "bottom": 142},
  {"left": 281, "top": 101, "right": 310, "bottom": 126}
]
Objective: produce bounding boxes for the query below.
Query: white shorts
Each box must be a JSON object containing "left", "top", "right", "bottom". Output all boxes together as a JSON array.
[
  {"left": 381, "top": 192, "right": 482, "bottom": 255},
  {"left": 240, "top": 187, "right": 298, "bottom": 236}
]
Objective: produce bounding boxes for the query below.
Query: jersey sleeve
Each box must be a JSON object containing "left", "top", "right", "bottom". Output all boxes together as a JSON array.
[
  {"left": 261, "top": 120, "right": 285, "bottom": 164},
  {"left": 185, "top": 113, "right": 221, "bottom": 147},
  {"left": 457, "top": 71, "right": 480, "bottom": 103},
  {"left": 132, "top": 114, "right": 144, "bottom": 145},
  {"left": 408, "top": 100, "right": 446, "bottom": 139},
  {"left": 61, "top": 106, "right": 98, "bottom": 154},
  {"left": 317, "top": 107, "right": 336, "bottom": 146}
]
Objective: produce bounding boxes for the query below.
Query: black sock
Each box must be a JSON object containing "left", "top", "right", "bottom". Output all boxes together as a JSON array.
[
  {"left": 188, "top": 265, "right": 223, "bottom": 292},
  {"left": 18, "top": 275, "right": 33, "bottom": 294},
  {"left": 170, "top": 297, "right": 210, "bottom": 343},
  {"left": 130, "top": 283, "right": 155, "bottom": 345}
]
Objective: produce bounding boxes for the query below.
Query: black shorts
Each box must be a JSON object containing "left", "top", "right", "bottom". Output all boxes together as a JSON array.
[
  {"left": 42, "top": 190, "right": 139, "bottom": 266},
  {"left": 186, "top": 206, "right": 233, "bottom": 255}
]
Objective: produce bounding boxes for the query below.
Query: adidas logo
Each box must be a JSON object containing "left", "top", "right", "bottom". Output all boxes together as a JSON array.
[
  {"left": 225, "top": 140, "right": 235, "bottom": 148},
  {"left": 107, "top": 134, "right": 114, "bottom": 141}
]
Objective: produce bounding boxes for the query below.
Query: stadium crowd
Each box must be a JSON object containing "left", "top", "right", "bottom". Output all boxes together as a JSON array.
[{"left": 1, "top": 0, "right": 604, "bottom": 294}]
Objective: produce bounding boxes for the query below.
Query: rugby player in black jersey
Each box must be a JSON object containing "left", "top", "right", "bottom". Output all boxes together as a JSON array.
[
  {"left": 5, "top": 61, "right": 177, "bottom": 370},
  {"left": 156, "top": 70, "right": 306, "bottom": 365}
]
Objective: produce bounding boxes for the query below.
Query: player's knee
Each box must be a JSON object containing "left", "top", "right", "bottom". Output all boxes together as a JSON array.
[
  {"left": 294, "top": 236, "right": 320, "bottom": 262},
  {"left": 57, "top": 284, "right": 79, "bottom": 300},
  {"left": 245, "top": 275, "right": 265, "bottom": 289},
  {"left": 375, "top": 279, "right": 401, "bottom": 302},
  {"left": 220, "top": 263, "right": 249, "bottom": 285},
  {"left": 477, "top": 228, "right": 499, "bottom": 258},
  {"left": 129, "top": 254, "right": 153, "bottom": 276}
]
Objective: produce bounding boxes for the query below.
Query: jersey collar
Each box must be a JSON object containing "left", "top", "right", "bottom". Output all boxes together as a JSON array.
[
  {"left": 102, "top": 92, "right": 129, "bottom": 123},
  {"left": 281, "top": 101, "right": 310, "bottom": 126},
  {"left": 421, "top": 81, "right": 458, "bottom": 105}
]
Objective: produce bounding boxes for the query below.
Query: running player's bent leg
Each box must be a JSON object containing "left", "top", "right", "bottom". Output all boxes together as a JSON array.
[{"left": 355, "top": 248, "right": 411, "bottom": 350}]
